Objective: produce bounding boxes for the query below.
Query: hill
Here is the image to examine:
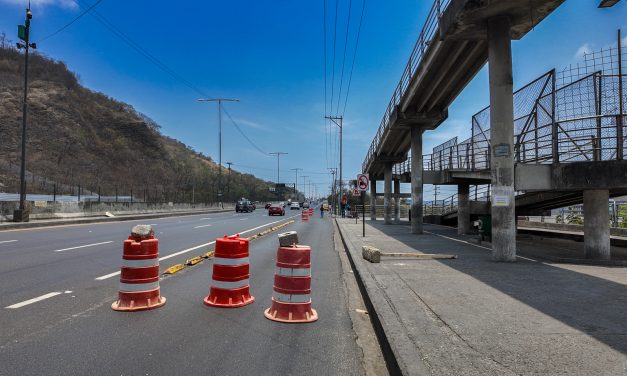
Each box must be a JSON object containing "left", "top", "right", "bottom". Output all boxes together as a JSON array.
[{"left": 0, "top": 33, "right": 278, "bottom": 203}]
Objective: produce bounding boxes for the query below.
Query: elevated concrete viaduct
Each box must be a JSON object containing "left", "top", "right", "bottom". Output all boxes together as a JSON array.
[{"left": 363, "top": 0, "right": 626, "bottom": 261}]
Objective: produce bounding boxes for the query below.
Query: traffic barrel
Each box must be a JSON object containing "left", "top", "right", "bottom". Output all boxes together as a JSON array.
[
  {"left": 112, "top": 225, "right": 166, "bottom": 312},
  {"left": 264, "top": 244, "right": 318, "bottom": 323},
  {"left": 204, "top": 234, "right": 255, "bottom": 308},
  {"left": 308, "top": 208, "right": 314, "bottom": 216},
  {"left": 301, "top": 210, "right": 309, "bottom": 222}
]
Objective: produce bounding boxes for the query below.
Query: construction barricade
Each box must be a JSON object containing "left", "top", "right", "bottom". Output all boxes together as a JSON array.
[
  {"left": 301, "top": 210, "right": 309, "bottom": 222},
  {"left": 204, "top": 234, "right": 255, "bottom": 308},
  {"left": 264, "top": 243, "right": 318, "bottom": 323},
  {"left": 112, "top": 225, "right": 166, "bottom": 312}
]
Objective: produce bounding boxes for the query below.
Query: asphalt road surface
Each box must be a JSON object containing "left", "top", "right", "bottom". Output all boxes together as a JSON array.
[{"left": 0, "top": 206, "right": 364, "bottom": 375}]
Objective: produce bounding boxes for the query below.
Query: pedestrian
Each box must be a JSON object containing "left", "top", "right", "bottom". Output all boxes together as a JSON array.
[{"left": 320, "top": 205, "right": 324, "bottom": 218}]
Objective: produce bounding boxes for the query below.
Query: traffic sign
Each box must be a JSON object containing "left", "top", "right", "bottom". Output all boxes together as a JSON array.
[
  {"left": 357, "top": 174, "right": 369, "bottom": 191},
  {"left": 352, "top": 188, "right": 360, "bottom": 197}
]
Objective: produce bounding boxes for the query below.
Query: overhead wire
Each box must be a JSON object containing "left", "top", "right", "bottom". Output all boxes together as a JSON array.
[
  {"left": 335, "top": 0, "right": 352, "bottom": 116},
  {"left": 323, "top": 0, "right": 329, "bottom": 169},
  {"left": 329, "top": 0, "right": 339, "bottom": 116},
  {"left": 40, "top": 0, "right": 105, "bottom": 42},
  {"left": 222, "top": 106, "right": 268, "bottom": 156},
  {"left": 71, "top": 0, "right": 264, "bottom": 161},
  {"left": 72, "top": 0, "right": 208, "bottom": 98},
  {"left": 342, "top": 0, "right": 366, "bottom": 116}
]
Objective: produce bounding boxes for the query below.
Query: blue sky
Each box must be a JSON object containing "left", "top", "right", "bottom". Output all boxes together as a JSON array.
[{"left": 0, "top": 0, "right": 625, "bottom": 199}]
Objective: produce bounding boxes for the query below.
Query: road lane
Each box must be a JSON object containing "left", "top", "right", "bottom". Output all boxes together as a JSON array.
[
  {"left": 0, "top": 206, "right": 363, "bottom": 375},
  {"left": 0, "top": 209, "right": 301, "bottom": 346}
]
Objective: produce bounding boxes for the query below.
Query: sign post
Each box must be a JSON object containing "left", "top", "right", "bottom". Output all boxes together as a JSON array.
[{"left": 357, "top": 174, "right": 369, "bottom": 237}]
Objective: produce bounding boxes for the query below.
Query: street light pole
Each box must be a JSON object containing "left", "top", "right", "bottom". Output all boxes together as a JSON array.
[
  {"left": 301, "top": 176, "right": 309, "bottom": 203},
  {"left": 198, "top": 98, "right": 239, "bottom": 208},
  {"left": 14, "top": 6, "right": 36, "bottom": 222},
  {"left": 326, "top": 116, "right": 343, "bottom": 216}
]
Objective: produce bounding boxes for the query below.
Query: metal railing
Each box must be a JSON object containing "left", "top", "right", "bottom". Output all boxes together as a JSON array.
[{"left": 363, "top": 0, "right": 452, "bottom": 173}]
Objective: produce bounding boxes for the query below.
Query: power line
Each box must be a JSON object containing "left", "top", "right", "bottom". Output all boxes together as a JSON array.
[
  {"left": 335, "top": 0, "right": 352, "bottom": 116},
  {"left": 40, "top": 0, "right": 105, "bottom": 42},
  {"left": 342, "top": 0, "right": 366, "bottom": 116},
  {"left": 72, "top": 0, "right": 208, "bottom": 97},
  {"left": 222, "top": 106, "right": 268, "bottom": 156},
  {"left": 323, "top": 0, "right": 329, "bottom": 170},
  {"left": 329, "top": 0, "right": 339, "bottom": 115},
  {"left": 71, "top": 0, "right": 264, "bottom": 162}
]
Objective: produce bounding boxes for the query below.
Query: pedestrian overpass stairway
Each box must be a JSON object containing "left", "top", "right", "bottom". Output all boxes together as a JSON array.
[{"left": 392, "top": 53, "right": 627, "bottom": 218}]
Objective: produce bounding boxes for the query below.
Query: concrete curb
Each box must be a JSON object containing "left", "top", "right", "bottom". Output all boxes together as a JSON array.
[
  {"left": 335, "top": 219, "right": 428, "bottom": 376},
  {"left": 0, "top": 208, "right": 234, "bottom": 231}
]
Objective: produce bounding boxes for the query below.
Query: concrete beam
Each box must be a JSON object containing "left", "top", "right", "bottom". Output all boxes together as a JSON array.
[
  {"left": 583, "top": 190, "right": 610, "bottom": 260},
  {"left": 439, "top": 0, "right": 565, "bottom": 40},
  {"left": 390, "top": 107, "right": 448, "bottom": 129},
  {"left": 488, "top": 16, "right": 516, "bottom": 262}
]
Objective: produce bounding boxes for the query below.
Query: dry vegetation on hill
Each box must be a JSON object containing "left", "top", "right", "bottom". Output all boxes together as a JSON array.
[{"left": 0, "top": 33, "right": 278, "bottom": 203}]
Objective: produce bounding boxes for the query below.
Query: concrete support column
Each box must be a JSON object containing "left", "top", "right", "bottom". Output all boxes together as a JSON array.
[
  {"left": 410, "top": 127, "right": 423, "bottom": 234},
  {"left": 384, "top": 163, "right": 393, "bottom": 224},
  {"left": 394, "top": 179, "right": 401, "bottom": 223},
  {"left": 458, "top": 184, "right": 470, "bottom": 235},
  {"left": 583, "top": 189, "right": 610, "bottom": 260},
  {"left": 488, "top": 16, "right": 516, "bottom": 262},
  {"left": 370, "top": 179, "right": 377, "bottom": 220}
]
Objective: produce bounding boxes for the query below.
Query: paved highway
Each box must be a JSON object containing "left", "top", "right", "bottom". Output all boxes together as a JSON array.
[{"left": 0, "top": 206, "right": 364, "bottom": 375}]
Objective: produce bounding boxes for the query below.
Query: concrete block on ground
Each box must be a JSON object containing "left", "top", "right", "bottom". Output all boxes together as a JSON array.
[
  {"left": 278, "top": 231, "right": 299, "bottom": 247},
  {"left": 362, "top": 246, "right": 381, "bottom": 263}
]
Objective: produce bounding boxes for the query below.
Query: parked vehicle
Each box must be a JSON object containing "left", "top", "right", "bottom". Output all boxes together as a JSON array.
[
  {"left": 236, "top": 200, "right": 253, "bottom": 213},
  {"left": 268, "top": 204, "right": 285, "bottom": 216}
]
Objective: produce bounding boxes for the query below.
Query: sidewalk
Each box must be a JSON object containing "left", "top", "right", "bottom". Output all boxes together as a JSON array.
[{"left": 336, "top": 218, "right": 627, "bottom": 375}]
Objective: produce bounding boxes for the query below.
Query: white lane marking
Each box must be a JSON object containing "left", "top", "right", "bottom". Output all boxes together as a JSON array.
[
  {"left": 148, "top": 224, "right": 157, "bottom": 226},
  {"left": 53, "top": 241, "right": 113, "bottom": 253},
  {"left": 6, "top": 292, "right": 62, "bottom": 309},
  {"left": 6, "top": 290, "right": 74, "bottom": 309},
  {"left": 194, "top": 224, "right": 213, "bottom": 229},
  {"left": 95, "top": 271, "right": 121, "bottom": 281},
  {"left": 424, "top": 231, "right": 539, "bottom": 262},
  {"left": 0, "top": 240, "right": 18, "bottom": 244},
  {"left": 94, "top": 214, "right": 298, "bottom": 281},
  {"left": 240, "top": 218, "right": 248, "bottom": 221},
  {"left": 199, "top": 218, "right": 212, "bottom": 220}
]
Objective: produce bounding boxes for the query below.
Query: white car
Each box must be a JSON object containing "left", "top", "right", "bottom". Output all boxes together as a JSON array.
[{"left": 290, "top": 202, "right": 300, "bottom": 210}]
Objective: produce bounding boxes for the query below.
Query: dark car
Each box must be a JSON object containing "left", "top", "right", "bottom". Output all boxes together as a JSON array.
[
  {"left": 235, "top": 200, "right": 253, "bottom": 213},
  {"left": 265, "top": 202, "right": 272, "bottom": 209},
  {"left": 268, "top": 204, "right": 285, "bottom": 216}
]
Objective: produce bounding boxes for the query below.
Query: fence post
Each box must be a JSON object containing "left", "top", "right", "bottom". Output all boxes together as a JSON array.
[
  {"left": 617, "top": 30, "right": 624, "bottom": 160},
  {"left": 53, "top": 183, "right": 56, "bottom": 203},
  {"left": 551, "top": 69, "right": 559, "bottom": 163}
]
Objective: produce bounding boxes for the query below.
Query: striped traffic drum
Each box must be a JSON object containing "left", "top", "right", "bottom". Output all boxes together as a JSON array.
[
  {"left": 112, "top": 225, "right": 166, "bottom": 311},
  {"left": 204, "top": 234, "right": 255, "bottom": 308},
  {"left": 264, "top": 244, "right": 318, "bottom": 323}
]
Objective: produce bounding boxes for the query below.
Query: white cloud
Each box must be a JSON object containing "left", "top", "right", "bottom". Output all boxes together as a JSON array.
[
  {"left": 0, "top": 0, "right": 77, "bottom": 9},
  {"left": 232, "top": 118, "right": 267, "bottom": 131},
  {"left": 574, "top": 43, "right": 592, "bottom": 59}
]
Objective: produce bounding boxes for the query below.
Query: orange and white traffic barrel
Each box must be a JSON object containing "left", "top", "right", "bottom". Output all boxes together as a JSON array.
[
  {"left": 204, "top": 234, "right": 255, "bottom": 308},
  {"left": 264, "top": 244, "right": 318, "bottom": 323},
  {"left": 112, "top": 225, "right": 166, "bottom": 312},
  {"left": 308, "top": 208, "right": 314, "bottom": 216},
  {"left": 301, "top": 210, "right": 309, "bottom": 222}
]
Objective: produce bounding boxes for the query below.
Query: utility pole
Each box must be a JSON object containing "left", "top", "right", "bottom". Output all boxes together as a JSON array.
[
  {"left": 269, "top": 152, "right": 288, "bottom": 198},
  {"left": 226, "top": 162, "right": 233, "bottom": 203},
  {"left": 291, "top": 168, "right": 303, "bottom": 200},
  {"left": 326, "top": 116, "right": 343, "bottom": 216},
  {"left": 14, "top": 5, "right": 36, "bottom": 222},
  {"left": 198, "top": 98, "right": 239, "bottom": 208},
  {"left": 328, "top": 168, "right": 337, "bottom": 215},
  {"left": 301, "top": 176, "right": 309, "bottom": 203}
]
